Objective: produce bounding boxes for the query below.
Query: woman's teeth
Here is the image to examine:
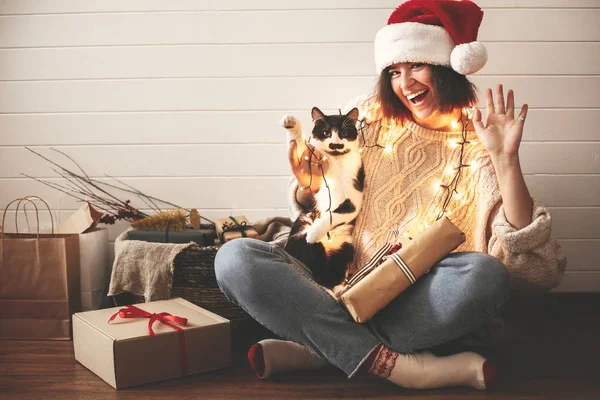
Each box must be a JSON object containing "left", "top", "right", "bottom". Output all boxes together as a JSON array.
[{"left": 407, "top": 89, "right": 428, "bottom": 105}]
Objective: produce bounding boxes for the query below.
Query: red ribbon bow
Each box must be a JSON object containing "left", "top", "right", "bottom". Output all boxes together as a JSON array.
[{"left": 108, "top": 304, "right": 189, "bottom": 375}]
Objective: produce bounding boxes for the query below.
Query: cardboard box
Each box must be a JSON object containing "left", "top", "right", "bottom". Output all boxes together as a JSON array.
[
  {"left": 73, "top": 298, "right": 231, "bottom": 389},
  {"left": 127, "top": 228, "right": 217, "bottom": 245}
]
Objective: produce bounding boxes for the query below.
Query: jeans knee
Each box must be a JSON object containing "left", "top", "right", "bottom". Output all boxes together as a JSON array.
[
  {"left": 214, "top": 238, "right": 272, "bottom": 293},
  {"left": 469, "top": 253, "right": 511, "bottom": 302},
  {"left": 215, "top": 238, "right": 253, "bottom": 289}
]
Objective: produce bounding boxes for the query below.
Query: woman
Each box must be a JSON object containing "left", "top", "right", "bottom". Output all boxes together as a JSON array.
[{"left": 215, "top": 0, "right": 566, "bottom": 390}]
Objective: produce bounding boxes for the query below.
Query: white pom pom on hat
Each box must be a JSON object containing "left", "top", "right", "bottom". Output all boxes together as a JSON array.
[{"left": 374, "top": 0, "right": 488, "bottom": 75}]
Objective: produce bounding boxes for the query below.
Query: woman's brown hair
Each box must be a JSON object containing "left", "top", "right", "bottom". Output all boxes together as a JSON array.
[{"left": 375, "top": 64, "right": 478, "bottom": 123}]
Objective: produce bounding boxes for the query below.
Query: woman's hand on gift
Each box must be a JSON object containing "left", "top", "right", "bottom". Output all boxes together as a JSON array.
[{"left": 472, "top": 84, "right": 528, "bottom": 163}]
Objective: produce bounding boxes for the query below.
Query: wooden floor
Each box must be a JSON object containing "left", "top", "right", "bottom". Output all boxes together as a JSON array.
[{"left": 1, "top": 294, "right": 599, "bottom": 400}]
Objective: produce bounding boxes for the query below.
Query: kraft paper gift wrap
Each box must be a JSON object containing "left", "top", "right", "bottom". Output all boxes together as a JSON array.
[
  {"left": 341, "top": 217, "right": 466, "bottom": 323},
  {"left": 215, "top": 215, "right": 258, "bottom": 243}
]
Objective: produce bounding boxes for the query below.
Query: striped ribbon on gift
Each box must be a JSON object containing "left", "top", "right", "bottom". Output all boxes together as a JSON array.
[{"left": 345, "top": 228, "right": 400, "bottom": 286}]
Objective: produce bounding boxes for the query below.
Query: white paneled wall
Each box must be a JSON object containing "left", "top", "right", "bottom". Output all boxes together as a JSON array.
[{"left": 0, "top": 1, "right": 598, "bottom": 291}]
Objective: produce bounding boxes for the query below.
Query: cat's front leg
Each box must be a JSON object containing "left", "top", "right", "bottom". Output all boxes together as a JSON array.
[
  {"left": 305, "top": 217, "right": 330, "bottom": 244},
  {"left": 279, "top": 114, "right": 307, "bottom": 161}
]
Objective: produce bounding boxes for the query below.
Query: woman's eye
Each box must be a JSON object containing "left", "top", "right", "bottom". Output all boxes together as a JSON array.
[
  {"left": 412, "top": 63, "right": 424, "bottom": 69},
  {"left": 389, "top": 70, "right": 400, "bottom": 76}
]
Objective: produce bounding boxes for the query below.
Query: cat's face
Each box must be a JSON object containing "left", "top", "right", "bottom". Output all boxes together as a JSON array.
[{"left": 310, "top": 107, "right": 360, "bottom": 157}]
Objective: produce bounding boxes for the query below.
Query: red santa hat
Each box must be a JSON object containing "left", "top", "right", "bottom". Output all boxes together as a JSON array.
[{"left": 374, "top": 0, "right": 487, "bottom": 75}]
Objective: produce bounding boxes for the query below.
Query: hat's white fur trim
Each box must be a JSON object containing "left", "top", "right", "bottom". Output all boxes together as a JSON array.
[{"left": 374, "top": 22, "right": 455, "bottom": 75}]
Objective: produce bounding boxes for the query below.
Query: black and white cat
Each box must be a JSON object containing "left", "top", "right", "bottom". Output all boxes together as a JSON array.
[{"left": 280, "top": 107, "right": 364, "bottom": 288}]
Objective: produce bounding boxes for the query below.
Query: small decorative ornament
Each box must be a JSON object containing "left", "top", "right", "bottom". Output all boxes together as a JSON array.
[
  {"left": 189, "top": 209, "right": 201, "bottom": 229},
  {"left": 131, "top": 208, "right": 187, "bottom": 231}
]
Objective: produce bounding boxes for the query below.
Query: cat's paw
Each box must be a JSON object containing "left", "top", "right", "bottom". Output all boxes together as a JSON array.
[
  {"left": 279, "top": 114, "right": 299, "bottom": 130},
  {"left": 306, "top": 220, "right": 328, "bottom": 243}
]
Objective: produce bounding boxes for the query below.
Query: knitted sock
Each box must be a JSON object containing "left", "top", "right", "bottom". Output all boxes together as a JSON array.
[
  {"left": 247, "top": 339, "right": 330, "bottom": 379},
  {"left": 362, "top": 344, "right": 497, "bottom": 390}
]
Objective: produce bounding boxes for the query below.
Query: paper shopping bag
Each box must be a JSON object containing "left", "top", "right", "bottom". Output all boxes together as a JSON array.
[
  {"left": 59, "top": 203, "right": 109, "bottom": 311},
  {"left": 0, "top": 197, "right": 81, "bottom": 340},
  {"left": 78, "top": 228, "right": 109, "bottom": 311}
]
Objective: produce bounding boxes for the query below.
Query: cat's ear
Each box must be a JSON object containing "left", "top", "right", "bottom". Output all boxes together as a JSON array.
[
  {"left": 345, "top": 107, "right": 359, "bottom": 122},
  {"left": 311, "top": 107, "right": 326, "bottom": 122}
]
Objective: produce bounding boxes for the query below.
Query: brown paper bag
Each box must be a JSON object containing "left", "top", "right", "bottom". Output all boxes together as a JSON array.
[
  {"left": 0, "top": 197, "right": 81, "bottom": 340},
  {"left": 341, "top": 217, "right": 465, "bottom": 323}
]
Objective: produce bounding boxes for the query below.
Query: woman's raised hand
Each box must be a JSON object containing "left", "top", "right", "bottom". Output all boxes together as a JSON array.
[
  {"left": 472, "top": 84, "right": 528, "bottom": 160},
  {"left": 288, "top": 140, "right": 329, "bottom": 193}
]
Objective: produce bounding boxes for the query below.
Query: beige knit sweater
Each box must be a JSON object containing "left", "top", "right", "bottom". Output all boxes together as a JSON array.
[{"left": 288, "top": 99, "right": 566, "bottom": 294}]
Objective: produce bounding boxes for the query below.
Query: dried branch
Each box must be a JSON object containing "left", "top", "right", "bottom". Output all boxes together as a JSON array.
[
  {"left": 23, "top": 147, "right": 215, "bottom": 225},
  {"left": 104, "top": 174, "right": 161, "bottom": 213}
]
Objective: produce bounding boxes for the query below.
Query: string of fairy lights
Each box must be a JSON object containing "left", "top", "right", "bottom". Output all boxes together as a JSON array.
[{"left": 297, "top": 103, "right": 479, "bottom": 243}]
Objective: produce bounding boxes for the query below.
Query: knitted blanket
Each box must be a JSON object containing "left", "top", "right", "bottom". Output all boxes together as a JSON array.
[{"left": 108, "top": 217, "right": 292, "bottom": 302}]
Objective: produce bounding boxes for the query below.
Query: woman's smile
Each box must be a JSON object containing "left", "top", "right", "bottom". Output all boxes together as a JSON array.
[{"left": 406, "top": 88, "right": 430, "bottom": 107}]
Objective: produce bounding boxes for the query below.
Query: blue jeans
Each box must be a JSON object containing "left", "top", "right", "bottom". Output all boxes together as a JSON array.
[{"left": 215, "top": 238, "right": 511, "bottom": 377}]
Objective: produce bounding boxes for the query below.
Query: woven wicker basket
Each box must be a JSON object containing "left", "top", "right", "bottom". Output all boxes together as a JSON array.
[{"left": 171, "top": 244, "right": 251, "bottom": 324}]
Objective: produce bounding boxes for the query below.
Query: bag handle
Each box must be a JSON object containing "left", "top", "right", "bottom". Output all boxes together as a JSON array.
[
  {"left": 1, "top": 196, "right": 53, "bottom": 267},
  {"left": 16, "top": 196, "right": 55, "bottom": 235},
  {"left": 1, "top": 196, "right": 55, "bottom": 240}
]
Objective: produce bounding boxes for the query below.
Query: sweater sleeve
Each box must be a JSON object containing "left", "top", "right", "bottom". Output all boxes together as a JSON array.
[
  {"left": 287, "top": 175, "right": 302, "bottom": 221},
  {"left": 479, "top": 164, "right": 567, "bottom": 293}
]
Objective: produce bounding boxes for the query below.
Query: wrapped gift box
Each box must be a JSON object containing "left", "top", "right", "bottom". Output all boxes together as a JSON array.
[
  {"left": 127, "top": 228, "right": 217, "bottom": 245},
  {"left": 340, "top": 217, "right": 465, "bottom": 323},
  {"left": 73, "top": 297, "right": 231, "bottom": 389},
  {"left": 215, "top": 216, "right": 258, "bottom": 243}
]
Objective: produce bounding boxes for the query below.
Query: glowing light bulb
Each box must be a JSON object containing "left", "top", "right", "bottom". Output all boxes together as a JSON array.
[
  {"left": 359, "top": 147, "right": 364, "bottom": 153},
  {"left": 449, "top": 139, "right": 458, "bottom": 148},
  {"left": 384, "top": 144, "right": 393, "bottom": 153},
  {"left": 451, "top": 120, "right": 459, "bottom": 129},
  {"left": 446, "top": 209, "right": 453, "bottom": 216},
  {"left": 445, "top": 166, "right": 454, "bottom": 175},
  {"left": 433, "top": 181, "right": 442, "bottom": 191},
  {"left": 455, "top": 192, "right": 463, "bottom": 200},
  {"left": 358, "top": 107, "right": 365, "bottom": 119},
  {"left": 304, "top": 156, "right": 309, "bottom": 161},
  {"left": 471, "top": 140, "right": 478, "bottom": 145},
  {"left": 322, "top": 156, "right": 327, "bottom": 161},
  {"left": 471, "top": 160, "right": 479, "bottom": 169}
]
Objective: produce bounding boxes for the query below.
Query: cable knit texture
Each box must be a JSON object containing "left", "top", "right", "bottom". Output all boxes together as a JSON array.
[{"left": 289, "top": 96, "right": 566, "bottom": 294}]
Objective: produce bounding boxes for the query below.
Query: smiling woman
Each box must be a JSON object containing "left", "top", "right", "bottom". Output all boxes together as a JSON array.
[
  {"left": 214, "top": 0, "right": 567, "bottom": 392},
  {"left": 379, "top": 63, "right": 478, "bottom": 130}
]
